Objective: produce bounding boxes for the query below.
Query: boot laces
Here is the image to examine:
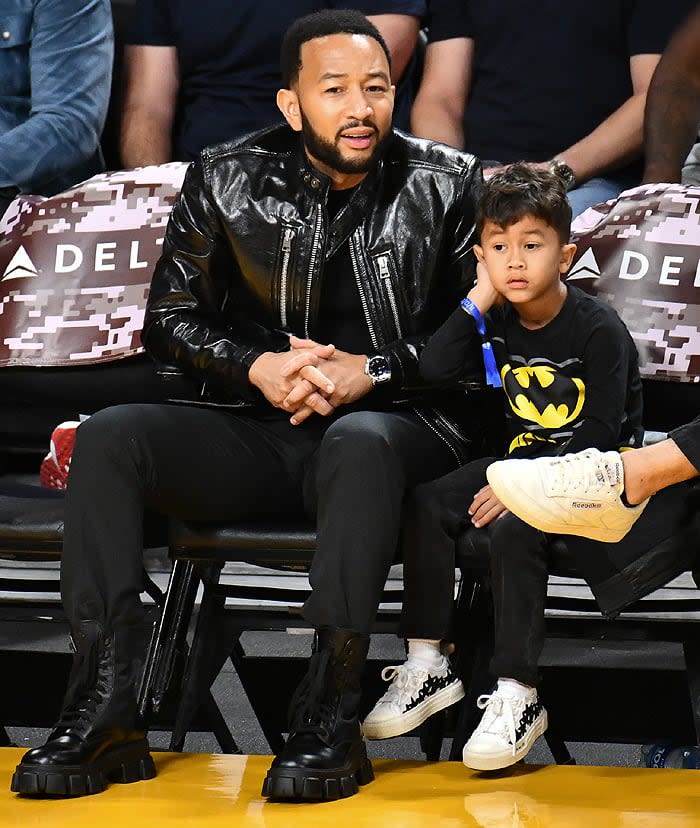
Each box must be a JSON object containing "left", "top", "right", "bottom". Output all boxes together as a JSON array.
[
  {"left": 545, "top": 450, "right": 617, "bottom": 497},
  {"left": 288, "top": 650, "right": 337, "bottom": 736},
  {"left": 56, "top": 642, "right": 111, "bottom": 732}
]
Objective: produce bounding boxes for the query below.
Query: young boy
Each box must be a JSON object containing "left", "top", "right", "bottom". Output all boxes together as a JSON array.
[{"left": 361, "top": 163, "right": 644, "bottom": 770}]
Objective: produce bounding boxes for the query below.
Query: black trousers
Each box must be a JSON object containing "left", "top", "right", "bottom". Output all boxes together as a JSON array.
[
  {"left": 399, "top": 457, "right": 549, "bottom": 687},
  {"left": 61, "top": 403, "right": 459, "bottom": 636}
]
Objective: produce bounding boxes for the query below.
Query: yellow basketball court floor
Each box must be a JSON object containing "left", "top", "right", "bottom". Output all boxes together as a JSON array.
[{"left": 2, "top": 748, "right": 700, "bottom": 827}]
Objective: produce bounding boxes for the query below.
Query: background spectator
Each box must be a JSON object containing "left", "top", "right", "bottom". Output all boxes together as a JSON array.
[
  {"left": 0, "top": 0, "right": 113, "bottom": 198},
  {"left": 411, "top": 0, "right": 694, "bottom": 216},
  {"left": 120, "top": 0, "right": 424, "bottom": 167},
  {"left": 643, "top": 1, "right": 700, "bottom": 185}
]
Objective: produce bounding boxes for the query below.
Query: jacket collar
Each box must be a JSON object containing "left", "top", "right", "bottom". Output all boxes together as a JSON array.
[{"left": 291, "top": 135, "right": 386, "bottom": 257}]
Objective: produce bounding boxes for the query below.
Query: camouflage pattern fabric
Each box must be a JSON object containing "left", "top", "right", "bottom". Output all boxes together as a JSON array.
[
  {"left": 569, "top": 183, "right": 700, "bottom": 383},
  {"left": 0, "top": 163, "right": 187, "bottom": 367}
]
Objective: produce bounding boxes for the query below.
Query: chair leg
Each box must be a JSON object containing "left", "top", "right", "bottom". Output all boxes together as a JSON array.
[
  {"left": 683, "top": 637, "right": 700, "bottom": 744},
  {"left": 138, "top": 559, "right": 199, "bottom": 720},
  {"left": 419, "top": 708, "right": 446, "bottom": 761},
  {"left": 228, "top": 639, "right": 287, "bottom": 756},
  {"left": 169, "top": 566, "right": 233, "bottom": 752},
  {"left": 537, "top": 685, "right": 575, "bottom": 765},
  {"left": 142, "top": 568, "right": 165, "bottom": 606},
  {"left": 449, "top": 576, "right": 494, "bottom": 761},
  {"left": 200, "top": 690, "right": 241, "bottom": 754},
  {"left": 543, "top": 728, "right": 575, "bottom": 765},
  {"left": 417, "top": 572, "right": 484, "bottom": 762}
]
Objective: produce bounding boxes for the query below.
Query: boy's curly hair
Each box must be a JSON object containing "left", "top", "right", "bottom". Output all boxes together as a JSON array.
[{"left": 477, "top": 162, "right": 572, "bottom": 244}]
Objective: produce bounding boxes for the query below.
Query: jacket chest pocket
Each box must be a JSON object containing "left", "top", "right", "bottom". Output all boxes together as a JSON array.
[
  {"left": 0, "top": 12, "right": 32, "bottom": 97},
  {"left": 272, "top": 223, "right": 297, "bottom": 330},
  {"left": 370, "top": 249, "right": 407, "bottom": 340}
]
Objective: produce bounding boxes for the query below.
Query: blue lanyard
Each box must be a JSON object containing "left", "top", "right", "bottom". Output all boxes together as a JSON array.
[{"left": 460, "top": 297, "right": 502, "bottom": 388}]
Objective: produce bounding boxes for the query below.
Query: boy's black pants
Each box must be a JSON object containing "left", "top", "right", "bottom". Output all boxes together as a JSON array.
[
  {"left": 400, "top": 430, "right": 700, "bottom": 688},
  {"left": 399, "top": 457, "right": 549, "bottom": 687}
]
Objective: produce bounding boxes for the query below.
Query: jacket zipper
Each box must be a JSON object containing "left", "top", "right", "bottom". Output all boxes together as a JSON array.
[
  {"left": 304, "top": 203, "right": 323, "bottom": 337},
  {"left": 349, "top": 232, "right": 379, "bottom": 349},
  {"left": 431, "top": 407, "right": 470, "bottom": 457},
  {"left": 377, "top": 253, "right": 403, "bottom": 339},
  {"left": 279, "top": 227, "right": 295, "bottom": 328},
  {"left": 414, "top": 409, "right": 463, "bottom": 464}
]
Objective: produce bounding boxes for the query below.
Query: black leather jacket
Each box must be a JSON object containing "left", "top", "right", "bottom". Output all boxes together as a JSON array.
[{"left": 143, "top": 125, "right": 484, "bottom": 462}]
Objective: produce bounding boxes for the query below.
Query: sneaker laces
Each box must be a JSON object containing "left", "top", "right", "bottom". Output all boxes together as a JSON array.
[
  {"left": 544, "top": 450, "right": 620, "bottom": 498},
  {"left": 377, "top": 662, "right": 432, "bottom": 711},
  {"left": 475, "top": 691, "right": 521, "bottom": 756}
]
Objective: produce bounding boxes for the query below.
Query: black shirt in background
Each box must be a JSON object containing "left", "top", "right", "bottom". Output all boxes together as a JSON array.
[
  {"left": 426, "top": 0, "right": 695, "bottom": 180},
  {"left": 126, "top": 0, "right": 426, "bottom": 159}
]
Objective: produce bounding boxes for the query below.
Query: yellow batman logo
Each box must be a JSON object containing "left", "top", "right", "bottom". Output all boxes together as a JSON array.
[
  {"left": 508, "top": 432, "right": 556, "bottom": 454},
  {"left": 501, "top": 364, "right": 585, "bottom": 429}
]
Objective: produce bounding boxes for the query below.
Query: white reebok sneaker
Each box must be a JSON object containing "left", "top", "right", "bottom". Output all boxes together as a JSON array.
[
  {"left": 486, "top": 448, "right": 649, "bottom": 543},
  {"left": 362, "top": 656, "right": 465, "bottom": 740},
  {"left": 462, "top": 685, "right": 547, "bottom": 771}
]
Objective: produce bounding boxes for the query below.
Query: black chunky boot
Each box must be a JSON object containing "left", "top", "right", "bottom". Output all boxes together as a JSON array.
[
  {"left": 262, "top": 627, "right": 373, "bottom": 801},
  {"left": 11, "top": 620, "right": 155, "bottom": 797}
]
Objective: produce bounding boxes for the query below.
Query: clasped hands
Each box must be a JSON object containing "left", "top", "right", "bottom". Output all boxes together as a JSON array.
[{"left": 248, "top": 335, "right": 373, "bottom": 425}]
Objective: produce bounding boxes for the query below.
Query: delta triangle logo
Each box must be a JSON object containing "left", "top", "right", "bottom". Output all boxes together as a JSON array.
[
  {"left": 1, "top": 245, "right": 39, "bottom": 282},
  {"left": 567, "top": 247, "right": 601, "bottom": 281}
]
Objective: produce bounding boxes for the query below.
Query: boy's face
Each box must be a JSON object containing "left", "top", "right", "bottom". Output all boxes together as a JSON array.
[{"left": 474, "top": 214, "right": 576, "bottom": 308}]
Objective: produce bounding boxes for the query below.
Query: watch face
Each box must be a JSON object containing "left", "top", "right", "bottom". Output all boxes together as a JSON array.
[
  {"left": 550, "top": 160, "right": 576, "bottom": 190},
  {"left": 367, "top": 356, "right": 390, "bottom": 382}
]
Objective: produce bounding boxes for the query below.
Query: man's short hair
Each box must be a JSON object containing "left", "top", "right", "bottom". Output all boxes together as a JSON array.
[
  {"left": 477, "top": 163, "right": 572, "bottom": 244},
  {"left": 280, "top": 9, "right": 391, "bottom": 88}
]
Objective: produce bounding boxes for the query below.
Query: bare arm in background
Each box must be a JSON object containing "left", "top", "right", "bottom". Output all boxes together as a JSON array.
[
  {"left": 556, "top": 55, "right": 660, "bottom": 184},
  {"left": 120, "top": 45, "right": 179, "bottom": 167},
  {"left": 642, "top": 3, "right": 700, "bottom": 183},
  {"left": 410, "top": 37, "right": 473, "bottom": 148},
  {"left": 367, "top": 13, "right": 420, "bottom": 82}
]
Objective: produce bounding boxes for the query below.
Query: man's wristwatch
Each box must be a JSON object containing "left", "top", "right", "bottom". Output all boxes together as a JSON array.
[
  {"left": 548, "top": 158, "right": 577, "bottom": 192},
  {"left": 364, "top": 354, "right": 392, "bottom": 386}
]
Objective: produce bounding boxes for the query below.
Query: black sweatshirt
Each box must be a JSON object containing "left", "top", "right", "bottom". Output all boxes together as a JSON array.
[{"left": 420, "top": 285, "right": 644, "bottom": 458}]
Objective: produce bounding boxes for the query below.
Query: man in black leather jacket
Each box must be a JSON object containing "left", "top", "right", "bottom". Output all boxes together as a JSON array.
[{"left": 11, "top": 10, "right": 483, "bottom": 801}]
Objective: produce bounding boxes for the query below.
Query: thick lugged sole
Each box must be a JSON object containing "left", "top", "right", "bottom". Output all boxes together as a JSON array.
[
  {"left": 262, "top": 749, "right": 374, "bottom": 801},
  {"left": 462, "top": 710, "right": 548, "bottom": 772},
  {"left": 11, "top": 738, "right": 156, "bottom": 798},
  {"left": 362, "top": 679, "right": 465, "bottom": 740}
]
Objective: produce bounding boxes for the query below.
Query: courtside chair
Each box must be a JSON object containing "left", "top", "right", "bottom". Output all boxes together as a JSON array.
[{"left": 140, "top": 518, "right": 451, "bottom": 758}]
